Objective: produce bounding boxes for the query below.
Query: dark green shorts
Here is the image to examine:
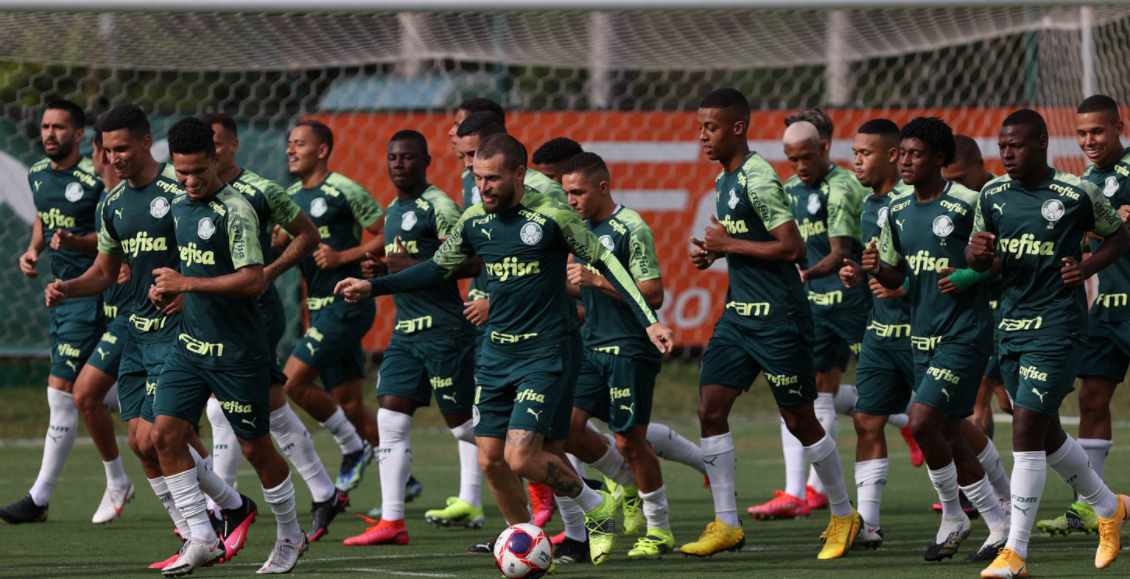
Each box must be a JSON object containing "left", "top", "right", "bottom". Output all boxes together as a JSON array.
[
  {"left": 155, "top": 352, "right": 271, "bottom": 438},
  {"left": 1077, "top": 318, "right": 1130, "bottom": 383},
  {"left": 86, "top": 315, "right": 130, "bottom": 377},
  {"left": 573, "top": 349, "right": 661, "bottom": 433},
  {"left": 473, "top": 332, "right": 581, "bottom": 442},
  {"left": 984, "top": 341, "right": 1003, "bottom": 382},
  {"left": 291, "top": 300, "right": 375, "bottom": 389},
  {"left": 377, "top": 335, "right": 475, "bottom": 414},
  {"left": 813, "top": 310, "right": 868, "bottom": 372},
  {"left": 699, "top": 316, "right": 817, "bottom": 409},
  {"left": 259, "top": 292, "right": 289, "bottom": 386},
  {"left": 855, "top": 344, "right": 915, "bottom": 416},
  {"left": 117, "top": 339, "right": 174, "bottom": 422},
  {"left": 1000, "top": 335, "right": 1085, "bottom": 416},
  {"left": 48, "top": 297, "right": 105, "bottom": 382},
  {"left": 913, "top": 342, "right": 988, "bottom": 421}
]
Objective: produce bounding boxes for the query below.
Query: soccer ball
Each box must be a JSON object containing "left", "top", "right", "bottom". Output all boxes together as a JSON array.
[{"left": 493, "top": 523, "right": 553, "bottom": 579}]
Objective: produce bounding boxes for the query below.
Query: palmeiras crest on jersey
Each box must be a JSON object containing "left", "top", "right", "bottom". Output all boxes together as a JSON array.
[
  {"left": 65, "top": 182, "right": 84, "bottom": 203},
  {"left": 150, "top": 196, "right": 170, "bottom": 218},
  {"left": 310, "top": 197, "right": 328, "bottom": 218},
  {"left": 1104, "top": 176, "right": 1119, "bottom": 198},
  {"left": 520, "top": 222, "right": 543, "bottom": 245},
  {"left": 401, "top": 211, "right": 417, "bottom": 231},
  {"left": 1041, "top": 199, "right": 1065, "bottom": 228},
  {"left": 197, "top": 217, "right": 216, "bottom": 240}
]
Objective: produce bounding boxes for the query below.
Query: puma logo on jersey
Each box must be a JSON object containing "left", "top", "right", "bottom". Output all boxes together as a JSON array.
[
  {"left": 481, "top": 228, "right": 492, "bottom": 240},
  {"left": 1031, "top": 388, "right": 1047, "bottom": 403},
  {"left": 526, "top": 408, "right": 542, "bottom": 421},
  {"left": 242, "top": 417, "right": 257, "bottom": 428},
  {"left": 940, "top": 388, "right": 952, "bottom": 402},
  {"left": 993, "top": 202, "right": 1006, "bottom": 214},
  {"left": 896, "top": 219, "right": 905, "bottom": 231},
  {"left": 442, "top": 394, "right": 457, "bottom": 403},
  {"left": 97, "top": 347, "right": 109, "bottom": 360},
  {"left": 34, "top": 180, "right": 42, "bottom": 191},
  {"left": 306, "top": 342, "right": 318, "bottom": 356},
  {"left": 114, "top": 208, "right": 123, "bottom": 219},
  {"left": 64, "top": 360, "right": 78, "bottom": 372},
  {"left": 788, "top": 388, "right": 803, "bottom": 397},
  {"left": 619, "top": 403, "right": 635, "bottom": 416}
]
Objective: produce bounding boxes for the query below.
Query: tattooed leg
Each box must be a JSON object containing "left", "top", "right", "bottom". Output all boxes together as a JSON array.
[{"left": 505, "top": 429, "right": 585, "bottom": 497}]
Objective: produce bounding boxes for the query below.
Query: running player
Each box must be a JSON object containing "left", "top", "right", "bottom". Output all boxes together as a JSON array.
[
  {"left": 559, "top": 152, "right": 674, "bottom": 560},
  {"left": 969, "top": 109, "right": 1130, "bottom": 577},
  {"left": 861, "top": 116, "right": 1009, "bottom": 562},
  {"left": 336, "top": 133, "right": 674, "bottom": 566},
  {"left": 944, "top": 134, "right": 1011, "bottom": 439},
  {"left": 532, "top": 137, "right": 584, "bottom": 183},
  {"left": 146, "top": 117, "right": 305, "bottom": 575},
  {"left": 44, "top": 105, "right": 254, "bottom": 569},
  {"left": 2, "top": 101, "right": 106, "bottom": 524},
  {"left": 198, "top": 113, "right": 348, "bottom": 541},
  {"left": 837, "top": 118, "right": 917, "bottom": 548},
  {"left": 344, "top": 130, "right": 484, "bottom": 546},
  {"left": 278, "top": 119, "right": 384, "bottom": 491},
  {"left": 678, "top": 90, "right": 858, "bottom": 560},
  {"left": 1037, "top": 96, "right": 1130, "bottom": 537}
]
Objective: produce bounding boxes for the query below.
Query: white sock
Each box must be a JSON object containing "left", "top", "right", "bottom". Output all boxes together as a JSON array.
[
  {"left": 639, "top": 486, "right": 670, "bottom": 531},
  {"left": 263, "top": 474, "right": 303, "bottom": 544},
  {"left": 271, "top": 403, "right": 335, "bottom": 503},
  {"left": 556, "top": 495, "right": 586, "bottom": 539},
  {"left": 833, "top": 384, "right": 858, "bottom": 415},
  {"left": 854, "top": 458, "right": 888, "bottom": 529},
  {"left": 807, "top": 393, "right": 836, "bottom": 495},
  {"left": 103, "top": 382, "right": 120, "bottom": 412},
  {"left": 103, "top": 457, "right": 130, "bottom": 490},
  {"left": 29, "top": 388, "right": 78, "bottom": 506},
  {"left": 377, "top": 408, "right": 413, "bottom": 521},
  {"left": 701, "top": 432, "right": 739, "bottom": 527},
  {"left": 206, "top": 398, "right": 241, "bottom": 488},
  {"left": 647, "top": 423, "right": 706, "bottom": 475},
  {"left": 449, "top": 420, "right": 482, "bottom": 508},
  {"left": 804, "top": 433, "right": 852, "bottom": 517},
  {"left": 150, "top": 476, "right": 191, "bottom": 541},
  {"left": 780, "top": 419, "right": 807, "bottom": 499},
  {"left": 1047, "top": 435, "right": 1119, "bottom": 519},
  {"left": 574, "top": 484, "right": 604, "bottom": 512},
  {"left": 589, "top": 444, "right": 636, "bottom": 487},
  {"left": 1078, "top": 438, "right": 1113, "bottom": 480},
  {"left": 320, "top": 406, "right": 363, "bottom": 454},
  {"left": 928, "top": 461, "right": 962, "bottom": 518},
  {"left": 977, "top": 438, "right": 1011, "bottom": 503},
  {"left": 962, "top": 475, "right": 1007, "bottom": 529},
  {"left": 188, "top": 445, "right": 241, "bottom": 511},
  {"left": 166, "top": 468, "right": 215, "bottom": 543},
  {"left": 567, "top": 453, "right": 588, "bottom": 480},
  {"left": 887, "top": 413, "right": 909, "bottom": 430},
  {"left": 1006, "top": 451, "right": 1046, "bottom": 559}
]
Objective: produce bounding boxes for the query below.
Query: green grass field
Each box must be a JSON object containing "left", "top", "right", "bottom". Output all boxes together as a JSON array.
[{"left": 4, "top": 415, "right": 1130, "bottom": 579}]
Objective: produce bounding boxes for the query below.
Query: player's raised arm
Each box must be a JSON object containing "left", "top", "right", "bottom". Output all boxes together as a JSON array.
[
  {"left": 1074, "top": 181, "right": 1130, "bottom": 284},
  {"left": 696, "top": 157, "right": 806, "bottom": 263},
  {"left": 264, "top": 182, "right": 319, "bottom": 283},
  {"left": 966, "top": 188, "right": 997, "bottom": 272},
  {"left": 49, "top": 201, "right": 125, "bottom": 305},
  {"left": 872, "top": 215, "right": 907, "bottom": 290}
]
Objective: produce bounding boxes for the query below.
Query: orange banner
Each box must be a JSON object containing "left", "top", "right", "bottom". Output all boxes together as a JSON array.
[{"left": 311, "top": 108, "right": 1095, "bottom": 351}]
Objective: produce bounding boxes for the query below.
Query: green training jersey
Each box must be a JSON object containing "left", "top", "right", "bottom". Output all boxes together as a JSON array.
[
  {"left": 287, "top": 172, "right": 384, "bottom": 301},
  {"left": 462, "top": 168, "right": 490, "bottom": 302},
  {"left": 232, "top": 168, "right": 300, "bottom": 312},
  {"left": 169, "top": 186, "right": 268, "bottom": 369},
  {"left": 1083, "top": 149, "right": 1130, "bottom": 322},
  {"left": 575, "top": 205, "right": 662, "bottom": 361},
  {"left": 785, "top": 164, "right": 871, "bottom": 316},
  {"left": 523, "top": 167, "right": 567, "bottom": 204},
  {"left": 879, "top": 182, "right": 992, "bottom": 359},
  {"left": 95, "top": 187, "right": 130, "bottom": 320},
  {"left": 860, "top": 182, "right": 913, "bottom": 349},
  {"left": 369, "top": 191, "right": 658, "bottom": 353},
  {"left": 972, "top": 170, "right": 1122, "bottom": 341},
  {"left": 384, "top": 185, "right": 473, "bottom": 342},
  {"left": 97, "top": 163, "right": 183, "bottom": 344},
  {"left": 714, "top": 153, "right": 809, "bottom": 328},
  {"left": 29, "top": 157, "right": 104, "bottom": 282}
]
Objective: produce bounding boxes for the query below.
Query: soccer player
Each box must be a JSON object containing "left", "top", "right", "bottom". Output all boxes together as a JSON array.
[
  {"left": 532, "top": 137, "right": 584, "bottom": 183},
  {"left": 344, "top": 130, "right": 484, "bottom": 546},
  {"left": 277, "top": 119, "right": 384, "bottom": 491},
  {"left": 1, "top": 100, "right": 106, "bottom": 524},
  {"left": 141, "top": 117, "right": 305, "bottom": 574},
  {"left": 945, "top": 134, "right": 1011, "bottom": 439},
  {"left": 969, "top": 109, "right": 1130, "bottom": 577},
  {"left": 1036, "top": 96, "right": 1130, "bottom": 537},
  {"left": 749, "top": 109, "right": 871, "bottom": 518},
  {"left": 679, "top": 89, "right": 857, "bottom": 560},
  {"left": 43, "top": 105, "right": 254, "bottom": 569},
  {"left": 449, "top": 97, "right": 506, "bottom": 161},
  {"left": 559, "top": 152, "right": 674, "bottom": 560},
  {"left": 336, "top": 133, "right": 674, "bottom": 566},
  {"left": 837, "top": 118, "right": 917, "bottom": 548},
  {"left": 859, "top": 116, "right": 1009, "bottom": 562},
  {"left": 198, "top": 113, "right": 348, "bottom": 541}
]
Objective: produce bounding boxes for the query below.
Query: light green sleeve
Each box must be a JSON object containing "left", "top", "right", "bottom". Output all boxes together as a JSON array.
[
  {"left": 426, "top": 188, "right": 463, "bottom": 238},
  {"left": 341, "top": 182, "right": 384, "bottom": 229},
  {"left": 970, "top": 189, "right": 988, "bottom": 240},
  {"left": 430, "top": 209, "right": 477, "bottom": 276},
  {"left": 742, "top": 156, "right": 794, "bottom": 231},
  {"left": 1087, "top": 181, "right": 1123, "bottom": 237},
  {"left": 524, "top": 168, "right": 568, "bottom": 204},
  {"left": 552, "top": 205, "right": 658, "bottom": 327},
  {"left": 225, "top": 193, "right": 264, "bottom": 270},
  {"left": 264, "top": 180, "right": 300, "bottom": 227},
  {"left": 826, "top": 181, "right": 864, "bottom": 240},
  {"left": 878, "top": 207, "right": 903, "bottom": 267},
  {"left": 96, "top": 187, "right": 123, "bottom": 255},
  {"left": 624, "top": 214, "right": 661, "bottom": 282}
]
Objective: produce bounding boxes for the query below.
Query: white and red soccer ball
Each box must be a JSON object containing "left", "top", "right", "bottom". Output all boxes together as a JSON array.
[{"left": 494, "top": 523, "right": 553, "bottom": 579}]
